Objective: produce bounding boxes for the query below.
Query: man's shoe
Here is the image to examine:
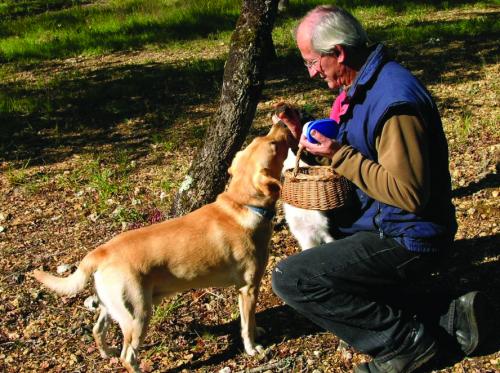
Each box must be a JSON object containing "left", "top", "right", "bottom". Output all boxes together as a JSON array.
[
  {"left": 441, "top": 291, "right": 491, "bottom": 356},
  {"left": 354, "top": 324, "right": 437, "bottom": 373}
]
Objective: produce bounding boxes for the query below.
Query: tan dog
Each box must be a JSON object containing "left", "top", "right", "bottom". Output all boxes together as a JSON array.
[{"left": 33, "top": 122, "right": 291, "bottom": 372}]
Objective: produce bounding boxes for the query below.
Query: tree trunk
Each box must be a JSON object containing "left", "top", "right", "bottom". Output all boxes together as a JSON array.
[
  {"left": 278, "top": 0, "right": 289, "bottom": 13},
  {"left": 169, "top": 0, "right": 279, "bottom": 218}
]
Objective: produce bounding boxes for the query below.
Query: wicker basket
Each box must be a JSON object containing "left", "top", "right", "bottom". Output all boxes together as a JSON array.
[{"left": 281, "top": 147, "right": 353, "bottom": 210}]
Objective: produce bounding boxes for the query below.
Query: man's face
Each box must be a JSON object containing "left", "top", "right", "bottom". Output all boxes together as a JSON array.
[{"left": 296, "top": 24, "right": 347, "bottom": 90}]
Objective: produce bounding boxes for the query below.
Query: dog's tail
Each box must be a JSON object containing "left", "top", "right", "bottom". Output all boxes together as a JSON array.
[{"left": 32, "top": 246, "right": 106, "bottom": 297}]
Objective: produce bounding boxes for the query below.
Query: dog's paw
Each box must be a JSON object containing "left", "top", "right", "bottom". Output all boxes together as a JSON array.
[
  {"left": 245, "top": 344, "right": 264, "bottom": 356},
  {"left": 100, "top": 347, "right": 120, "bottom": 359}
]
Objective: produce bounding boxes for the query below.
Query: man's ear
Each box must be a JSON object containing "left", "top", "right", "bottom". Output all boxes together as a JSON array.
[
  {"left": 253, "top": 168, "right": 281, "bottom": 198},
  {"left": 336, "top": 44, "right": 346, "bottom": 63}
]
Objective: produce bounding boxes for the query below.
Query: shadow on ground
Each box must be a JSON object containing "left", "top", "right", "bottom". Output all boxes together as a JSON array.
[
  {"left": 0, "top": 57, "right": 225, "bottom": 165},
  {"left": 1, "top": 6, "right": 498, "bottom": 169},
  {"left": 165, "top": 232, "right": 499, "bottom": 372},
  {"left": 452, "top": 171, "right": 500, "bottom": 198}
]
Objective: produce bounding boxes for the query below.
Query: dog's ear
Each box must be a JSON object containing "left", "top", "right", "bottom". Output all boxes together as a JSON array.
[
  {"left": 253, "top": 168, "right": 281, "bottom": 198},
  {"left": 228, "top": 150, "right": 244, "bottom": 176}
]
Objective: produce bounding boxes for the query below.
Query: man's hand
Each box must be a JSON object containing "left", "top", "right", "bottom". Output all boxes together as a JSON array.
[
  {"left": 299, "top": 130, "right": 342, "bottom": 159},
  {"left": 273, "top": 104, "right": 302, "bottom": 140}
]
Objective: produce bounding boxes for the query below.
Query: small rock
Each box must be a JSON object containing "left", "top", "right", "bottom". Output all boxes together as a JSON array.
[
  {"left": 14, "top": 273, "right": 25, "bottom": 284},
  {"left": 31, "top": 290, "right": 44, "bottom": 300},
  {"left": 112, "top": 206, "right": 123, "bottom": 216},
  {"left": 0, "top": 226, "right": 5, "bottom": 233},
  {"left": 219, "top": 368, "right": 231, "bottom": 373},
  {"left": 341, "top": 349, "right": 352, "bottom": 360},
  {"left": 69, "top": 353, "right": 82, "bottom": 364},
  {"left": 88, "top": 213, "right": 99, "bottom": 222},
  {"left": 313, "top": 350, "right": 321, "bottom": 357},
  {"left": 11, "top": 297, "right": 20, "bottom": 308},
  {"left": 84, "top": 295, "right": 99, "bottom": 311}
]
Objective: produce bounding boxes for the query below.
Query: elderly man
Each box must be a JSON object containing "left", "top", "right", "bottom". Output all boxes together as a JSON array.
[{"left": 272, "top": 5, "right": 491, "bottom": 373}]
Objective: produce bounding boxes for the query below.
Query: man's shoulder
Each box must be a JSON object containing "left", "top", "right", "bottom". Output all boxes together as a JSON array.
[
  {"left": 373, "top": 61, "right": 429, "bottom": 103},
  {"left": 378, "top": 60, "right": 419, "bottom": 85}
]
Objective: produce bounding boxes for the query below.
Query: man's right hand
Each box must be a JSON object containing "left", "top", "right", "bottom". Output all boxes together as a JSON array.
[{"left": 273, "top": 104, "right": 302, "bottom": 140}]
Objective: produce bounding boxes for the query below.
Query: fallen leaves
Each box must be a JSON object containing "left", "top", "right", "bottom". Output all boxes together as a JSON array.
[{"left": 1, "top": 6, "right": 499, "bottom": 373}]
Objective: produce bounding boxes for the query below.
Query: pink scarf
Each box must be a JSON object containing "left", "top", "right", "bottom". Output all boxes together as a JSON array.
[{"left": 329, "top": 90, "right": 349, "bottom": 123}]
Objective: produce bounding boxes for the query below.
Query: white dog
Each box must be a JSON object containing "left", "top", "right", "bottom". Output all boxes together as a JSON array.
[{"left": 282, "top": 149, "right": 335, "bottom": 250}]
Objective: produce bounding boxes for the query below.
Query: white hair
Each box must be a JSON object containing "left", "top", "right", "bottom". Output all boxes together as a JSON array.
[{"left": 306, "top": 6, "right": 369, "bottom": 54}]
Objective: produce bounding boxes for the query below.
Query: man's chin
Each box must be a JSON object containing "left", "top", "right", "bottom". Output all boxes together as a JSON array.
[{"left": 326, "top": 81, "right": 340, "bottom": 90}]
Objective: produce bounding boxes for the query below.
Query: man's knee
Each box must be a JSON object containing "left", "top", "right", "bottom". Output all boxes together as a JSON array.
[{"left": 271, "top": 255, "right": 302, "bottom": 303}]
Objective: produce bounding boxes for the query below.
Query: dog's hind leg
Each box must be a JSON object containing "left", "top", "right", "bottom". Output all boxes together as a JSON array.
[
  {"left": 119, "top": 288, "right": 153, "bottom": 373},
  {"left": 238, "top": 283, "right": 263, "bottom": 356},
  {"left": 95, "top": 272, "right": 145, "bottom": 373},
  {"left": 93, "top": 305, "right": 118, "bottom": 358}
]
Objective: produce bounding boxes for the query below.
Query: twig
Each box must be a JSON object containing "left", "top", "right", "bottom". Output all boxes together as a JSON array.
[
  {"left": 235, "top": 357, "right": 295, "bottom": 373},
  {"left": 189, "top": 290, "right": 209, "bottom": 306}
]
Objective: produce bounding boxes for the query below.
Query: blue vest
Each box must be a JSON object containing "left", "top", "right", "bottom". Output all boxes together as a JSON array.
[{"left": 336, "top": 44, "right": 457, "bottom": 252}]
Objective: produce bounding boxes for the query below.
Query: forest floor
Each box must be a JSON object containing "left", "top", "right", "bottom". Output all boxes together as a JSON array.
[{"left": 1, "top": 1, "right": 499, "bottom": 372}]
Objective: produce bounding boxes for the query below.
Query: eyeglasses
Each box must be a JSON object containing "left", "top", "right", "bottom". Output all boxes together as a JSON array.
[
  {"left": 303, "top": 54, "right": 324, "bottom": 72},
  {"left": 303, "top": 58, "right": 319, "bottom": 69}
]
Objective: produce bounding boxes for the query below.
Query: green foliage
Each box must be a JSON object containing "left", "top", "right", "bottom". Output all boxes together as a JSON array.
[
  {"left": 151, "top": 295, "right": 185, "bottom": 325},
  {"left": 5, "top": 159, "right": 53, "bottom": 193},
  {"left": 0, "top": 0, "right": 90, "bottom": 20},
  {"left": 112, "top": 206, "right": 144, "bottom": 224},
  {"left": 455, "top": 110, "right": 474, "bottom": 142},
  {"left": 5, "top": 159, "right": 31, "bottom": 186},
  {"left": 272, "top": 0, "right": 500, "bottom": 50},
  {"left": 0, "top": 0, "right": 240, "bottom": 62}
]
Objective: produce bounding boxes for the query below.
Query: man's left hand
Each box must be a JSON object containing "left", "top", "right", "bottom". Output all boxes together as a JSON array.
[{"left": 299, "top": 130, "right": 341, "bottom": 158}]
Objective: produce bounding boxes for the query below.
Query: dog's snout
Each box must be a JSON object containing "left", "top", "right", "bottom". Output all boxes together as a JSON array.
[{"left": 269, "top": 121, "right": 291, "bottom": 141}]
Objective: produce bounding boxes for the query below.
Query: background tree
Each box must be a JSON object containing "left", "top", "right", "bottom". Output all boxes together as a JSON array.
[{"left": 169, "top": 0, "right": 280, "bottom": 217}]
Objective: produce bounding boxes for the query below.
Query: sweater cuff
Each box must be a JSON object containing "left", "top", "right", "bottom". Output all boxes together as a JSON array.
[{"left": 331, "top": 145, "right": 354, "bottom": 171}]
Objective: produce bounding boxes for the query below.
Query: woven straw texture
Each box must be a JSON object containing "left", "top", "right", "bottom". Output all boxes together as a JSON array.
[{"left": 281, "top": 148, "right": 353, "bottom": 210}]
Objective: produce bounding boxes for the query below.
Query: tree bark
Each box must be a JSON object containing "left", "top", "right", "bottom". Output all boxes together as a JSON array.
[{"left": 169, "top": 0, "right": 279, "bottom": 218}]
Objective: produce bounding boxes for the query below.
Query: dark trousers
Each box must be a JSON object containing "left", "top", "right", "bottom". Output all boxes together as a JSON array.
[{"left": 272, "top": 231, "right": 452, "bottom": 360}]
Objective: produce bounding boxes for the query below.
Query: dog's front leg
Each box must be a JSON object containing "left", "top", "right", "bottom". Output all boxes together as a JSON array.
[{"left": 238, "top": 284, "right": 264, "bottom": 355}]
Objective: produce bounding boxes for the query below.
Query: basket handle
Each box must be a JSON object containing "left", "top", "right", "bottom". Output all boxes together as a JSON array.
[{"left": 293, "top": 146, "right": 305, "bottom": 177}]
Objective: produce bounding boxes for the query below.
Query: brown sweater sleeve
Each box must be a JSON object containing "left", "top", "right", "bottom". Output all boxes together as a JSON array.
[{"left": 331, "top": 115, "right": 430, "bottom": 212}]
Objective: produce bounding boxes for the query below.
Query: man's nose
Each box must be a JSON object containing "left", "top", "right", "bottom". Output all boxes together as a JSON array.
[{"left": 307, "top": 66, "right": 319, "bottom": 78}]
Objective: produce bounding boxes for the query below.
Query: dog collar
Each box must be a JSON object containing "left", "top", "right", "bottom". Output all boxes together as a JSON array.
[{"left": 246, "top": 205, "right": 275, "bottom": 220}]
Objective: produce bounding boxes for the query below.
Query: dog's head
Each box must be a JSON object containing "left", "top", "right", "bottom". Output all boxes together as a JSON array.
[{"left": 227, "top": 122, "right": 291, "bottom": 206}]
